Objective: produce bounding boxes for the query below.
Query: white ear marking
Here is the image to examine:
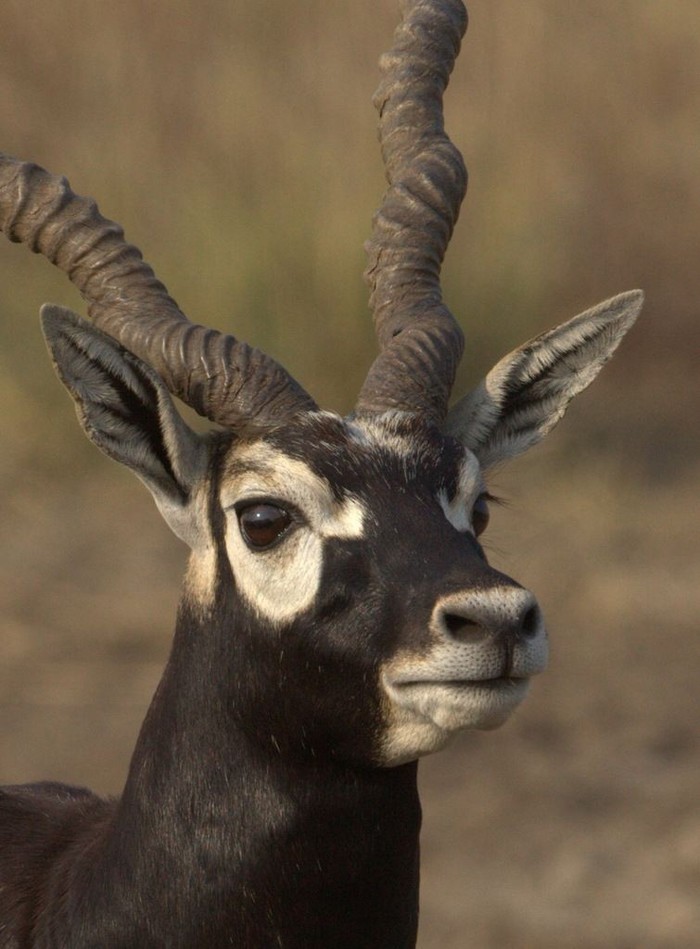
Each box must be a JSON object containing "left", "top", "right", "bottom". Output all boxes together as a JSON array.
[
  {"left": 445, "top": 290, "right": 643, "bottom": 468},
  {"left": 42, "top": 305, "right": 211, "bottom": 549}
]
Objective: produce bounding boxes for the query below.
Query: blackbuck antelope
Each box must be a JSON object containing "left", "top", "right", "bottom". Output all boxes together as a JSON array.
[{"left": 0, "top": 1, "right": 641, "bottom": 946}]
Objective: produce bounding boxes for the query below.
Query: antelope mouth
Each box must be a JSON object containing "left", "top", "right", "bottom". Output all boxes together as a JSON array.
[
  {"left": 397, "top": 675, "right": 526, "bottom": 690},
  {"left": 379, "top": 672, "right": 532, "bottom": 765},
  {"left": 387, "top": 675, "right": 530, "bottom": 716}
]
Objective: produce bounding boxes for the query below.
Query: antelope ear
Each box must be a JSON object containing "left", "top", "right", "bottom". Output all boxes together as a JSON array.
[
  {"left": 445, "top": 291, "right": 643, "bottom": 469},
  {"left": 41, "top": 304, "right": 209, "bottom": 546}
]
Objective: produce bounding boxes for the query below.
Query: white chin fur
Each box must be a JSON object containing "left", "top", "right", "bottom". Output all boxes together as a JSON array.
[{"left": 379, "top": 677, "right": 530, "bottom": 766}]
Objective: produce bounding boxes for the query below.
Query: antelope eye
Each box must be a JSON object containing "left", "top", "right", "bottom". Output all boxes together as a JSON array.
[
  {"left": 471, "top": 494, "right": 490, "bottom": 537},
  {"left": 238, "top": 503, "right": 292, "bottom": 550}
]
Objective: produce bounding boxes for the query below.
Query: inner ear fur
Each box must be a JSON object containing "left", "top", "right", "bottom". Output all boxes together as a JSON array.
[
  {"left": 445, "top": 290, "right": 643, "bottom": 469},
  {"left": 41, "top": 304, "right": 209, "bottom": 541}
]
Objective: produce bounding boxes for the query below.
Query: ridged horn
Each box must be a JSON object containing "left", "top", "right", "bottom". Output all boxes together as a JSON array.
[
  {"left": 355, "top": 0, "right": 468, "bottom": 424},
  {"left": 0, "top": 154, "right": 317, "bottom": 428}
]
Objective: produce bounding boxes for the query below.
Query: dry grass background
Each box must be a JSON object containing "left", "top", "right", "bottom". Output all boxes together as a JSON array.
[{"left": 0, "top": 1, "right": 698, "bottom": 946}]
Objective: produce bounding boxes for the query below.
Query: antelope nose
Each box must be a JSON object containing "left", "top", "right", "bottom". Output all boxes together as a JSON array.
[{"left": 434, "top": 587, "right": 542, "bottom": 644}]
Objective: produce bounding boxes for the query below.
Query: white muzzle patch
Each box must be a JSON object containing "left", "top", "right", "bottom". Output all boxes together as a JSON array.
[{"left": 379, "top": 586, "right": 548, "bottom": 765}]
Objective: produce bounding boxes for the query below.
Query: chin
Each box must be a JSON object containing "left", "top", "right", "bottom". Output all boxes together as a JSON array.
[{"left": 378, "top": 677, "right": 531, "bottom": 766}]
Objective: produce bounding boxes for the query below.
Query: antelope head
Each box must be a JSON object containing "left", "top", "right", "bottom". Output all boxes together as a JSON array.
[{"left": 0, "top": 0, "right": 641, "bottom": 770}]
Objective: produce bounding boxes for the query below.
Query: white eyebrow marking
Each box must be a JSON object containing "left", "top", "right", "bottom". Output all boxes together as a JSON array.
[{"left": 223, "top": 442, "right": 366, "bottom": 539}]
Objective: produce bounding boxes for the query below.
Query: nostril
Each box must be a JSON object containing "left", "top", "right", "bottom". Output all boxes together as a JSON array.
[
  {"left": 436, "top": 596, "right": 542, "bottom": 643},
  {"left": 443, "top": 612, "right": 479, "bottom": 638},
  {"left": 520, "top": 605, "right": 540, "bottom": 639}
]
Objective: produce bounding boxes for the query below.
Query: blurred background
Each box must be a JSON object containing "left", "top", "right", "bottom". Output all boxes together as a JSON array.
[{"left": 0, "top": 1, "right": 697, "bottom": 945}]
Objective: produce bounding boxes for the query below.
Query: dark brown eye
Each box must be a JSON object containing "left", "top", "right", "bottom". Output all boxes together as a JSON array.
[
  {"left": 471, "top": 494, "right": 490, "bottom": 537},
  {"left": 238, "top": 503, "right": 291, "bottom": 549}
]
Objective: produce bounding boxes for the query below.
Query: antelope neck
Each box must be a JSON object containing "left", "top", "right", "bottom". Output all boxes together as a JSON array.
[{"left": 87, "top": 597, "right": 423, "bottom": 949}]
